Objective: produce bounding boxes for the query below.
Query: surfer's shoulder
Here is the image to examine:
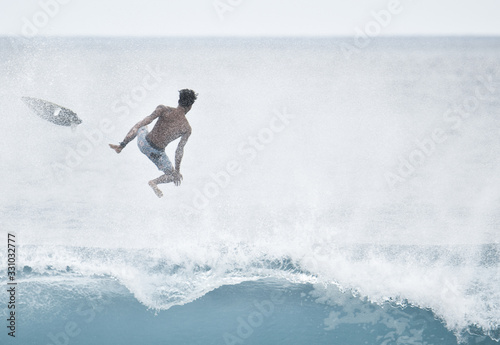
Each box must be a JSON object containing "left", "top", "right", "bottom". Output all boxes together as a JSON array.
[
  {"left": 151, "top": 105, "right": 170, "bottom": 119},
  {"left": 184, "top": 121, "right": 192, "bottom": 134},
  {"left": 155, "top": 105, "right": 175, "bottom": 115},
  {"left": 155, "top": 104, "right": 168, "bottom": 112}
]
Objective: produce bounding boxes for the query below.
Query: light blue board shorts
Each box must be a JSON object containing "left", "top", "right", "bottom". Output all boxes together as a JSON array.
[{"left": 137, "top": 127, "right": 173, "bottom": 174}]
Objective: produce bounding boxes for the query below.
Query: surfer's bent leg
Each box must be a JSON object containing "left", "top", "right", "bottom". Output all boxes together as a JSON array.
[
  {"left": 148, "top": 159, "right": 175, "bottom": 198},
  {"left": 136, "top": 129, "right": 174, "bottom": 198},
  {"left": 148, "top": 152, "right": 175, "bottom": 198},
  {"left": 148, "top": 173, "right": 174, "bottom": 198},
  {"left": 150, "top": 173, "right": 174, "bottom": 185}
]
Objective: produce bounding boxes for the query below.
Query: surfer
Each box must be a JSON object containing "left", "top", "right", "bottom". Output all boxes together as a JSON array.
[{"left": 109, "top": 89, "right": 198, "bottom": 198}]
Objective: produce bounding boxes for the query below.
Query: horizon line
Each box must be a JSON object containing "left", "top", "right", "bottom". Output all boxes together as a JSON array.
[{"left": 1, "top": 34, "right": 500, "bottom": 39}]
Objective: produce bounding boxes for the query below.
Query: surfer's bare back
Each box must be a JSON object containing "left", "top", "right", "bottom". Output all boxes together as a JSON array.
[{"left": 109, "top": 89, "right": 198, "bottom": 198}]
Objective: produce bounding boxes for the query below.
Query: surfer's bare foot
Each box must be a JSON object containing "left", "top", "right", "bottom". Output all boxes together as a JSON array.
[
  {"left": 148, "top": 180, "right": 163, "bottom": 198},
  {"left": 109, "top": 144, "right": 123, "bottom": 154}
]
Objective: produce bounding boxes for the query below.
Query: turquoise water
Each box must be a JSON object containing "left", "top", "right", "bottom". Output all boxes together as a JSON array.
[{"left": 4, "top": 275, "right": 497, "bottom": 345}]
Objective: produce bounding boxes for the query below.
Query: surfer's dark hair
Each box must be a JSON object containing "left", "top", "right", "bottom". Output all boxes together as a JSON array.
[{"left": 178, "top": 89, "right": 198, "bottom": 108}]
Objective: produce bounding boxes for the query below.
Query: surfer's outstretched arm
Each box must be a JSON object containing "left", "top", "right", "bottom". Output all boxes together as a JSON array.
[{"left": 109, "top": 106, "right": 163, "bottom": 153}]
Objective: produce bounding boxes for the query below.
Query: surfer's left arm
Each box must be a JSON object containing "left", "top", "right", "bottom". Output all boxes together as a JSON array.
[
  {"left": 172, "top": 129, "right": 191, "bottom": 185},
  {"left": 109, "top": 106, "right": 163, "bottom": 153}
]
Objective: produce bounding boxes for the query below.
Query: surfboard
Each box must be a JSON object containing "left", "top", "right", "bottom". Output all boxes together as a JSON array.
[{"left": 21, "top": 97, "right": 82, "bottom": 128}]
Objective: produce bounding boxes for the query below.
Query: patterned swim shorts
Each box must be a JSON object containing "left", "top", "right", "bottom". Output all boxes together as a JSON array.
[{"left": 137, "top": 127, "right": 173, "bottom": 174}]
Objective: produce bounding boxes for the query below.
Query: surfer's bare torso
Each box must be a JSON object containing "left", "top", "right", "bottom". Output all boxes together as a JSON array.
[{"left": 147, "top": 105, "right": 191, "bottom": 149}]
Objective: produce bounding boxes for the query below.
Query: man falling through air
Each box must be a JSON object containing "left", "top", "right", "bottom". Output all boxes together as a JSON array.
[{"left": 109, "top": 89, "right": 198, "bottom": 198}]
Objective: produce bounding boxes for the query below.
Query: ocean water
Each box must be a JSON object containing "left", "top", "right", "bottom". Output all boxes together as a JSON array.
[{"left": 0, "top": 36, "right": 499, "bottom": 344}]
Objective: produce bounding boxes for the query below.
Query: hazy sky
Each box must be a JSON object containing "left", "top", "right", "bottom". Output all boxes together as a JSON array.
[{"left": 1, "top": 0, "right": 500, "bottom": 37}]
